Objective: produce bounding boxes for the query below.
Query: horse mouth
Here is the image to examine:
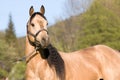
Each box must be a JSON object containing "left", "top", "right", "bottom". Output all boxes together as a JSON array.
[{"left": 35, "top": 37, "right": 50, "bottom": 49}]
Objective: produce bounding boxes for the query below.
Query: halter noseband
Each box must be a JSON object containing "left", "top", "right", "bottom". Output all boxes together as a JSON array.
[{"left": 27, "top": 28, "right": 49, "bottom": 47}]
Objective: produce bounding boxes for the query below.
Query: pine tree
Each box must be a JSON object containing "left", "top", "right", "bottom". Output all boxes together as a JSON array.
[{"left": 5, "top": 14, "right": 17, "bottom": 47}]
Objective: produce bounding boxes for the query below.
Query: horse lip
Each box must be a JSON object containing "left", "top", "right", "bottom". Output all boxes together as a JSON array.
[
  {"left": 41, "top": 38, "right": 49, "bottom": 48},
  {"left": 41, "top": 43, "right": 49, "bottom": 49},
  {"left": 35, "top": 37, "right": 49, "bottom": 49},
  {"left": 35, "top": 41, "right": 49, "bottom": 49}
]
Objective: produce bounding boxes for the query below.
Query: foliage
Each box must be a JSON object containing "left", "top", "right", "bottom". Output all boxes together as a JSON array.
[
  {"left": 0, "top": 0, "right": 120, "bottom": 79},
  {"left": 0, "top": 68, "right": 8, "bottom": 79},
  {"left": 49, "top": 0, "right": 120, "bottom": 51},
  {"left": 0, "top": 39, "right": 17, "bottom": 71},
  {"left": 8, "top": 62, "right": 26, "bottom": 80},
  {"left": 5, "top": 14, "right": 17, "bottom": 47},
  {"left": 77, "top": 0, "right": 120, "bottom": 50},
  {"left": 0, "top": 14, "right": 24, "bottom": 80},
  {"left": 16, "top": 37, "right": 25, "bottom": 57},
  {"left": 0, "top": 32, "right": 25, "bottom": 79}
]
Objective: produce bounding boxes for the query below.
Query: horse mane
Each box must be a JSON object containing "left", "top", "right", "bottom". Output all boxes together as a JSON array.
[{"left": 40, "top": 44, "right": 65, "bottom": 80}]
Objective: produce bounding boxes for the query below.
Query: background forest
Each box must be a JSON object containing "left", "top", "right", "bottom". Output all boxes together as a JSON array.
[{"left": 0, "top": 0, "right": 120, "bottom": 79}]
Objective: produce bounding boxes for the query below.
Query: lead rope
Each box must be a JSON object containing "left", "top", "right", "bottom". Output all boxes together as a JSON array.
[{"left": 15, "top": 47, "right": 39, "bottom": 63}]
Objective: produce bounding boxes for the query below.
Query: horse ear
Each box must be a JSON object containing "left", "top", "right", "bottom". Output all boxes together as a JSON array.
[
  {"left": 40, "top": 5, "right": 45, "bottom": 15},
  {"left": 29, "top": 6, "right": 34, "bottom": 16}
]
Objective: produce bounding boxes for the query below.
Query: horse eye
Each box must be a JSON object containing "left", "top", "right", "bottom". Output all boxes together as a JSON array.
[{"left": 31, "top": 23, "right": 35, "bottom": 27}]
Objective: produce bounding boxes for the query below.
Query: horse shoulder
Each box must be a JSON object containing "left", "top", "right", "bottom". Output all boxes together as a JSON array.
[
  {"left": 36, "top": 60, "right": 58, "bottom": 80},
  {"left": 59, "top": 49, "right": 102, "bottom": 80}
]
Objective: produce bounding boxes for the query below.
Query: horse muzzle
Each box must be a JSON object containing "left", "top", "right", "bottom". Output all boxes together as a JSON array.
[
  {"left": 36, "top": 32, "right": 50, "bottom": 48},
  {"left": 40, "top": 36, "right": 50, "bottom": 48}
]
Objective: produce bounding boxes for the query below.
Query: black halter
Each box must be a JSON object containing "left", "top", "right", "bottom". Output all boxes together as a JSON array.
[{"left": 27, "top": 28, "right": 49, "bottom": 47}]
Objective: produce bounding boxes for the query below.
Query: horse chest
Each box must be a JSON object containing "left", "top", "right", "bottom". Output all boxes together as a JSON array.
[{"left": 34, "top": 61, "right": 58, "bottom": 80}]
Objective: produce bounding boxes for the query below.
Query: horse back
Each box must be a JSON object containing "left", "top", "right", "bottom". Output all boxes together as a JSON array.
[{"left": 60, "top": 45, "right": 120, "bottom": 80}]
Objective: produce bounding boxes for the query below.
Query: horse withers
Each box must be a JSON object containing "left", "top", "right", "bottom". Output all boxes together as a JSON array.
[{"left": 25, "top": 5, "right": 120, "bottom": 80}]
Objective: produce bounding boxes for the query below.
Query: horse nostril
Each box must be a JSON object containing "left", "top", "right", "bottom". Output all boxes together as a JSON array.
[
  {"left": 40, "top": 36, "right": 49, "bottom": 48},
  {"left": 42, "top": 37, "right": 46, "bottom": 42},
  {"left": 41, "top": 37, "right": 47, "bottom": 45}
]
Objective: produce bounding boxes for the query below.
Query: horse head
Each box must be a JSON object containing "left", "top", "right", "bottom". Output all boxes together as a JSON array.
[{"left": 27, "top": 5, "right": 50, "bottom": 49}]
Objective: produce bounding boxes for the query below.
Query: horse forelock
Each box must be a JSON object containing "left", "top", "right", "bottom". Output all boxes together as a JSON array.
[{"left": 30, "top": 12, "right": 47, "bottom": 23}]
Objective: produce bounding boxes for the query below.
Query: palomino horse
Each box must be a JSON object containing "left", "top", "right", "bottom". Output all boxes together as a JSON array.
[{"left": 25, "top": 5, "right": 120, "bottom": 80}]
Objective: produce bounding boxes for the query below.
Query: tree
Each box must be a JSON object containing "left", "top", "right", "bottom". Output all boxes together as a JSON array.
[
  {"left": 5, "top": 14, "right": 17, "bottom": 47},
  {"left": 77, "top": 0, "right": 120, "bottom": 50},
  {"left": 49, "top": 0, "right": 120, "bottom": 51},
  {"left": 64, "top": 0, "right": 92, "bottom": 17}
]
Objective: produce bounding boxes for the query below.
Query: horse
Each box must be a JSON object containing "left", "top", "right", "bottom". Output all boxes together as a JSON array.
[{"left": 25, "top": 5, "right": 120, "bottom": 80}]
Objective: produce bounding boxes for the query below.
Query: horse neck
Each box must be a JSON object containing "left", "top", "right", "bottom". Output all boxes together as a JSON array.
[
  {"left": 25, "top": 37, "right": 65, "bottom": 79},
  {"left": 25, "top": 37, "right": 34, "bottom": 56},
  {"left": 25, "top": 37, "right": 43, "bottom": 62}
]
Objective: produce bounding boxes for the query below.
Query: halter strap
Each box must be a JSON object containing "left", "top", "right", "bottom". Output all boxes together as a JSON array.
[
  {"left": 27, "top": 29, "right": 48, "bottom": 37},
  {"left": 27, "top": 29, "right": 49, "bottom": 47}
]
